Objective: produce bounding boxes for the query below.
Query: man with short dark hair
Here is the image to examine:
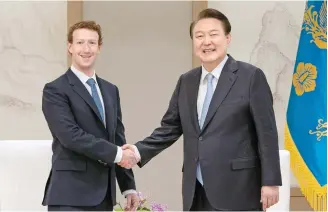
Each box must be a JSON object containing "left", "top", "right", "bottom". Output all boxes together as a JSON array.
[
  {"left": 120, "top": 8, "right": 282, "bottom": 211},
  {"left": 42, "top": 21, "right": 139, "bottom": 211}
]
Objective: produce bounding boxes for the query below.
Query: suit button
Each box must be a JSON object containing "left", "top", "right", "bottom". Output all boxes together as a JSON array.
[{"left": 199, "top": 136, "right": 203, "bottom": 141}]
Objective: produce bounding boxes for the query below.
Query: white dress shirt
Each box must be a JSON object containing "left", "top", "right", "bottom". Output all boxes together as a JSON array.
[
  {"left": 70, "top": 66, "right": 135, "bottom": 196},
  {"left": 197, "top": 55, "right": 229, "bottom": 121}
]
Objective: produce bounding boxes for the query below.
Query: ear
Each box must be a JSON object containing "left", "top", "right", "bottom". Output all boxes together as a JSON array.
[
  {"left": 226, "top": 33, "right": 232, "bottom": 45},
  {"left": 67, "top": 42, "right": 73, "bottom": 54},
  {"left": 192, "top": 39, "right": 197, "bottom": 55},
  {"left": 97, "top": 45, "right": 101, "bottom": 54}
]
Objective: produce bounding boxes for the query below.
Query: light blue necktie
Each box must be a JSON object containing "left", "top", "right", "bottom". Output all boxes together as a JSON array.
[
  {"left": 86, "top": 78, "right": 104, "bottom": 122},
  {"left": 197, "top": 73, "right": 214, "bottom": 185}
]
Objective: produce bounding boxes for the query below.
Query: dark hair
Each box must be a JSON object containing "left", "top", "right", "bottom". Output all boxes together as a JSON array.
[
  {"left": 68, "top": 20, "right": 103, "bottom": 45},
  {"left": 189, "top": 8, "right": 231, "bottom": 38}
]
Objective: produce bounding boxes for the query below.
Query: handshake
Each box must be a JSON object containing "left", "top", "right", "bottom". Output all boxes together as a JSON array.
[{"left": 118, "top": 144, "right": 140, "bottom": 169}]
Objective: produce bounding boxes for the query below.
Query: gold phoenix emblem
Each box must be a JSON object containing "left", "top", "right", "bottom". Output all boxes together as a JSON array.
[
  {"left": 302, "top": 0, "right": 327, "bottom": 49},
  {"left": 293, "top": 62, "right": 317, "bottom": 96}
]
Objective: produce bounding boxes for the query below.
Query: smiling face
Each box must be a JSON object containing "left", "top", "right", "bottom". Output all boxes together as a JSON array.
[
  {"left": 68, "top": 28, "right": 100, "bottom": 74},
  {"left": 192, "top": 18, "right": 231, "bottom": 71}
]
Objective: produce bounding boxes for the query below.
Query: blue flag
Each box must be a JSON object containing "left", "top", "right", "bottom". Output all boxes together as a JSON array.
[{"left": 285, "top": 0, "right": 327, "bottom": 210}]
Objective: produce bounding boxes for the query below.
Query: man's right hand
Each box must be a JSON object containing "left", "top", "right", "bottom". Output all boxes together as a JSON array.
[
  {"left": 118, "top": 144, "right": 140, "bottom": 169},
  {"left": 118, "top": 148, "right": 138, "bottom": 169}
]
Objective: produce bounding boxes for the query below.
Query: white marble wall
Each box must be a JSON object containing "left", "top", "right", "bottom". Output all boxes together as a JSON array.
[
  {"left": 0, "top": 1, "right": 67, "bottom": 139},
  {"left": 208, "top": 1, "right": 306, "bottom": 186}
]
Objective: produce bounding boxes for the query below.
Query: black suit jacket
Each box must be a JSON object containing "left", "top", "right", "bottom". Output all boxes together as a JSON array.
[
  {"left": 41, "top": 69, "right": 136, "bottom": 207},
  {"left": 135, "top": 55, "right": 282, "bottom": 210}
]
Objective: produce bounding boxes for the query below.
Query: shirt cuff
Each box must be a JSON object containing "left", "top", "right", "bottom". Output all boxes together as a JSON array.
[
  {"left": 122, "top": 189, "right": 137, "bottom": 197},
  {"left": 114, "top": 146, "right": 123, "bottom": 163}
]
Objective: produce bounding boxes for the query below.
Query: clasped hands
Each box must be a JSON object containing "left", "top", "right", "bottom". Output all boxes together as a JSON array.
[{"left": 118, "top": 144, "right": 140, "bottom": 169}]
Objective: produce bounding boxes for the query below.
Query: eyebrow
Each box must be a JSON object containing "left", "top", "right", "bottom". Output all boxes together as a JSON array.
[
  {"left": 194, "top": 29, "right": 220, "bottom": 34},
  {"left": 76, "top": 39, "right": 98, "bottom": 41}
]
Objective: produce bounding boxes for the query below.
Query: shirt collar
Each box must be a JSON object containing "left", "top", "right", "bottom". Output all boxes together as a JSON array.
[
  {"left": 70, "top": 65, "right": 98, "bottom": 85},
  {"left": 200, "top": 54, "right": 229, "bottom": 83}
]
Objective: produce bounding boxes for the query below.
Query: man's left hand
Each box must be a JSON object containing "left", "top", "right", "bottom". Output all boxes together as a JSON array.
[
  {"left": 261, "top": 186, "right": 279, "bottom": 211},
  {"left": 125, "top": 193, "right": 139, "bottom": 211}
]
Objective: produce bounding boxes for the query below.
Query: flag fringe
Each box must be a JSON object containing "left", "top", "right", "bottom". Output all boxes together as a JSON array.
[{"left": 285, "top": 124, "right": 327, "bottom": 211}]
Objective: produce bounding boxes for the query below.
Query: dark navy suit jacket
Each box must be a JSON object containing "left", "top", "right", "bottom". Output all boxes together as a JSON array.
[
  {"left": 135, "top": 56, "right": 282, "bottom": 210},
  {"left": 41, "top": 69, "right": 136, "bottom": 206}
]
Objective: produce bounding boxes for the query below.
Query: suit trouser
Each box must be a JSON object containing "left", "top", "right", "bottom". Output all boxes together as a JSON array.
[
  {"left": 190, "top": 180, "right": 262, "bottom": 211},
  {"left": 48, "top": 173, "right": 113, "bottom": 211},
  {"left": 190, "top": 180, "right": 215, "bottom": 211}
]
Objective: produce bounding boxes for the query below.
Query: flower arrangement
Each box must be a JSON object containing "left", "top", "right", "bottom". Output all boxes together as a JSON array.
[{"left": 114, "top": 192, "right": 168, "bottom": 212}]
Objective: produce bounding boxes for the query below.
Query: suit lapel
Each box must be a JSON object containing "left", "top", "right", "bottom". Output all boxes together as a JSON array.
[
  {"left": 97, "top": 76, "right": 114, "bottom": 132},
  {"left": 66, "top": 69, "right": 104, "bottom": 125},
  {"left": 187, "top": 67, "right": 202, "bottom": 134},
  {"left": 201, "top": 56, "right": 238, "bottom": 133}
]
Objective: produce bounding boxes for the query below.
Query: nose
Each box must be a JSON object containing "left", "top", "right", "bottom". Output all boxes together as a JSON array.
[
  {"left": 82, "top": 43, "right": 91, "bottom": 52},
  {"left": 203, "top": 35, "right": 211, "bottom": 45}
]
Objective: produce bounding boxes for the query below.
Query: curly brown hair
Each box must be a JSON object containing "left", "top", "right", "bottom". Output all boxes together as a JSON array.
[{"left": 67, "top": 20, "right": 103, "bottom": 45}]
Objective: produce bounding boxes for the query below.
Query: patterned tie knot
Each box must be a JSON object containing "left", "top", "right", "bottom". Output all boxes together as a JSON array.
[{"left": 86, "top": 78, "right": 96, "bottom": 87}]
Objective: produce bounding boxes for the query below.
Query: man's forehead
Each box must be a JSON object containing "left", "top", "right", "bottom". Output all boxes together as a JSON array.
[
  {"left": 73, "top": 29, "right": 98, "bottom": 37},
  {"left": 73, "top": 35, "right": 99, "bottom": 41}
]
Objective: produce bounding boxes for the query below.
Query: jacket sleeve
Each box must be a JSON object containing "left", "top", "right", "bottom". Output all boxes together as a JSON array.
[
  {"left": 249, "top": 68, "right": 282, "bottom": 186},
  {"left": 114, "top": 86, "right": 136, "bottom": 192}
]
